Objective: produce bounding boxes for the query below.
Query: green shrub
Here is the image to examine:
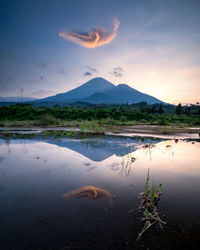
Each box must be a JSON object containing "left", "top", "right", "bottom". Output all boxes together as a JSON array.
[
  {"left": 120, "top": 115, "right": 127, "bottom": 122},
  {"left": 38, "top": 114, "right": 59, "bottom": 125}
]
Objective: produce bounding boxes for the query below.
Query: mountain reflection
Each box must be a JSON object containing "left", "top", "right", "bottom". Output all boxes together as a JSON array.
[{"left": 45, "top": 136, "right": 162, "bottom": 162}]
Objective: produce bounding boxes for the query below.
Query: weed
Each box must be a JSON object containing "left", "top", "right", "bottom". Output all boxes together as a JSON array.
[{"left": 136, "top": 169, "right": 166, "bottom": 241}]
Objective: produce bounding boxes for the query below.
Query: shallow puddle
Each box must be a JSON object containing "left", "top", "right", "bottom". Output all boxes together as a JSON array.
[{"left": 0, "top": 135, "right": 200, "bottom": 249}]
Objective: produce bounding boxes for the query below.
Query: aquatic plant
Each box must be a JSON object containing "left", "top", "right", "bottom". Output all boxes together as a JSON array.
[
  {"left": 55, "top": 130, "right": 62, "bottom": 138},
  {"left": 136, "top": 169, "right": 166, "bottom": 241},
  {"left": 144, "top": 168, "right": 162, "bottom": 202},
  {"left": 43, "top": 130, "right": 53, "bottom": 136},
  {"left": 142, "top": 142, "right": 155, "bottom": 149},
  {"left": 80, "top": 120, "right": 89, "bottom": 132},
  {"left": 120, "top": 148, "right": 136, "bottom": 176},
  {"left": 52, "top": 130, "right": 76, "bottom": 138},
  {"left": 80, "top": 120, "right": 105, "bottom": 133}
]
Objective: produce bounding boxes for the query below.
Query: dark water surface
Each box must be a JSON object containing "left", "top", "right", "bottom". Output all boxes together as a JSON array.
[{"left": 0, "top": 135, "right": 200, "bottom": 249}]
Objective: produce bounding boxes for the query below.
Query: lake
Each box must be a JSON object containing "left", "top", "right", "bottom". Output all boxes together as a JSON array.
[{"left": 0, "top": 133, "right": 200, "bottom": 249}]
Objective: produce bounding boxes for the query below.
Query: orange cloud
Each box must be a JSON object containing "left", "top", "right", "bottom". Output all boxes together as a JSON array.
[{"left": 59, "top": 18, "right": 120, "bottom": 48}]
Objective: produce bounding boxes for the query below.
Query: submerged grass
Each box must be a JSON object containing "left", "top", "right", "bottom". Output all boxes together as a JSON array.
[
  {"left": 136, "top": 168, "right": 166, "bottom": 241},
  {"left": 42, "top": 129, "right": 77, "bottom": 138}
]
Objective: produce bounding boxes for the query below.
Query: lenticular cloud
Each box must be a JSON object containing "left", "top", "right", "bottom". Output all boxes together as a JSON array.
[{"left": 59, "top": 18, "right": 120, "bottom": 48}]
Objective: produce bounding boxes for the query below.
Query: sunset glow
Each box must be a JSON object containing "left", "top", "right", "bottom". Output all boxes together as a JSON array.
[{"left": 59, "top": 18, "right": 120, "bottom": 48}]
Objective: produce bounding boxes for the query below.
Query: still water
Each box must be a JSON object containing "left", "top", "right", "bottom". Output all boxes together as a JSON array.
[{"left": 0, "top": 135, "right": 200, "bottom": 249}]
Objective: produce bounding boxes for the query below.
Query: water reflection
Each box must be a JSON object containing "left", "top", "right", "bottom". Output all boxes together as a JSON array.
[
  {"left": 140, "top": 143, "right": 155, "bottom": 161},
  {"left": 138, "top": 140, "right": 177, "bottom": 161},
  {"left": 0, "top": 156, "right": 5, "bottom": 162},
  {"left": 63, "top": 185, "right": 113, "bottom": 206},
  {"left": 161, "top": 141, "right": 175, "bottom": 158},
  {"left": 21, "top": 139, "right": 28, "bottom": 154},
  {"left": 4, "top": 137, "right": 10, "bottom": 153},
  {"left": 0, "top": 135, "right": 200, "bottom": 249},
  {"left": 120, "top": 152, "right": 137, "bottom": 176},
  {"left": 45, "top": 136, "right": 162, "bottom": 161}
]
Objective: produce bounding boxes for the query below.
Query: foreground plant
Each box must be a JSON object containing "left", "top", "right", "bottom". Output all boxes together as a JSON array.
[{"left": 136, "top": 168, "right": 166, "bottom": 241}]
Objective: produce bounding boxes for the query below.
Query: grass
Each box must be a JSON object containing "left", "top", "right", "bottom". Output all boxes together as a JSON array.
[
  {"left": 136, "top": 168, "right": 166, "bottom": 241},
  {"left": 79, "top": 120, "right": 105, "bottom": 133},
  {"left": 41, "top": 125, "right": 105, "bottom": 139},
  {"left": 42, "top": 129, "right": 77, "bottom": 138}
]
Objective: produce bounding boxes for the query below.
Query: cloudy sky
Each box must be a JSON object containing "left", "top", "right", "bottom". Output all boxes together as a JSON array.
[{"left": 0, "top": 0, "right": 200, "bottom": 104}]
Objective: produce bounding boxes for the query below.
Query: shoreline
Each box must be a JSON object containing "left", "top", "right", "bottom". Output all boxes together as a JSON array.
[{"left": 1, "top": 124, "right": 200, "bottom": 140}]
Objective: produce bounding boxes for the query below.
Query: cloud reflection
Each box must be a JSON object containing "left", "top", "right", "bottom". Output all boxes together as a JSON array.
[{"left": 63, "top": 185, "right": 113, "bottom": 206}]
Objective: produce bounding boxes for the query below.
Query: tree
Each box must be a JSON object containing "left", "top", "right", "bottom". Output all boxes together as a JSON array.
[
  {"left": 151, "top": 104, "right": 156, "bottom": 113},
  {"left": 176, "top": 103, "right": 182, "bottom": 115},
  {"left": 158, "top": 105, "right": 164, "bottom": 114}
]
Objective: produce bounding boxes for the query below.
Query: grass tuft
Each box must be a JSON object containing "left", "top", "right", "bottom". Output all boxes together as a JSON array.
[{"left": 136, "top": 168, "right": 166, "bottom": 241}]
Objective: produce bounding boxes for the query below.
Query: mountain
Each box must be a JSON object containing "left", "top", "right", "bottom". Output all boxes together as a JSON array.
[
  {"left": 82, "top": 92, "right": 112, "bottom": 104},
  {"left": 0, "top": 97, "right": 37, "bottom": 102},
  {"left": 103, "top": 84, "right": 161, "bottom": 104},
  {"left": 80, "top": 80, "right": 163, "bottom": 104},
  {"left": 37, "top": 77, "right": 114, "bottom": 103},
  {"left": 31, "top": 77, "right": 163, "bottom": 106}
]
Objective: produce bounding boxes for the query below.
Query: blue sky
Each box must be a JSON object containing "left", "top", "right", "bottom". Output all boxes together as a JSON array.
[{"left": 0, "top": 0, "right": 200, "bottom": 103}]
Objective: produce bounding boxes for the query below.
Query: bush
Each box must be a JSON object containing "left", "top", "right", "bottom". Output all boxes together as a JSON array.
[
  {"left": 158, "top": 116, "right": 168, "bottom": 125},
  {"left": 120, "top": 115, "right": 127, "bottom": 122},
  {"left": 38, "top": 114, "right": 59, "bottom": 125}
]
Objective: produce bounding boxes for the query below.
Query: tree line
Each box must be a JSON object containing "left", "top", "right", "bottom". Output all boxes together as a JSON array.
[{"left": 0, "top": 103, "right": 199, "bottom": 125}]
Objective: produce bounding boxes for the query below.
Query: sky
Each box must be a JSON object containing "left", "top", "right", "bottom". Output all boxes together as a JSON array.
[{"left": 0, "top": 0, "right": 200, "bottom": 104}]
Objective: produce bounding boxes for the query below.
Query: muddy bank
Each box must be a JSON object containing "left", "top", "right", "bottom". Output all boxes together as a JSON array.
[{"left": 106, "top": 125, "right": 200, "bottom": 139}]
